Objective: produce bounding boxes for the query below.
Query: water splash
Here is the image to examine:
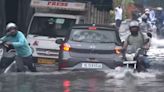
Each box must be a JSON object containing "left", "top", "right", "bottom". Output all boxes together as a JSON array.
[
  {"left": 151, "top": 37, "right": 164, "bottom": 47},
  {"left": 134, "top": 71, "right": 156, "bottom": 79},
  {"left": 104, "top": 38, "right": 164, "bottom": 80},
  {"left": 104, "top": 67, "right": 135, "bottom": 79},
  {"left": 104, "top": 67, "right": 157, "bottom": 79}
]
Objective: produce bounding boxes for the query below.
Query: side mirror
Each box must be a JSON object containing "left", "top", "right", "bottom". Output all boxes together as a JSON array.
[
  {"left": 147, "top": 32, "right": 152, "bottom": 38},
  {"left": 56, "top": 39, "right": 64, "bottom": 44}
]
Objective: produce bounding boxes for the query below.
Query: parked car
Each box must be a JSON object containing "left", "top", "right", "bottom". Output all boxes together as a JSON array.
[{"left": 56, "top": 24, "right": 124, "bottom": 70}]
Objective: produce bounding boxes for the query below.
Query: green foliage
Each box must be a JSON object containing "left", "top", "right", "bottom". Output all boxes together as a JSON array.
[
  {"left": 109, "top": 10, "right": 115, "bottom": 23},
  {"left": 113, "top": 0, "right": 122, "bottom": 8}
]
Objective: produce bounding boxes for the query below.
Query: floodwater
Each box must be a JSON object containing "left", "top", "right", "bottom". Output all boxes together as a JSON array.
[{"left": 0, "top": 68, "right": 164, "bottom": 92}]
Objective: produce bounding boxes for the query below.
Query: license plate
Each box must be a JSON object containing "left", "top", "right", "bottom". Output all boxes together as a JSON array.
[
  {"left": 123, "top": 61, "right": 137, "bottom": 64},
  {"left": 82, "top": 63, "right": 103, "bottom": 69},
  {"left": 37, "top": 58, "right": 55, "bottom": 64}
]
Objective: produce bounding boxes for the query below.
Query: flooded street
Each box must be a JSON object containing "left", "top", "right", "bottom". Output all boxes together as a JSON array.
[
  {"left": 0, "top": 35, "right": 164, "bottom": 92},
  {"left": 1, "top": 0, "right": 164, "bottom": 91},
  {"left": 0, "top": 69, "right": 164, "bottom": 92},
  {"left": 1, "top": 38, "right": 164, "bottom": 92}
]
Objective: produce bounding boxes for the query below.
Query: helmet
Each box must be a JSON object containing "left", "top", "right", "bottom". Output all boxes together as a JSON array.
[
  {"left": 6, "top": 22, "right": 17, "bottom": 31},
  {"left": 129, "top": 21, "right": 140, "bottom": 36},
  {"left": 145, "top": 8, "right": 150, "bottom": 14},
  {"left": 129, "top": 21, "right": 139, "bottom": 28}
]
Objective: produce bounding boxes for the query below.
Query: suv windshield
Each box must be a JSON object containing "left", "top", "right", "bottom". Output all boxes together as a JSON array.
[
  {"left": 29, "top": 17, "right": 76, "bottom": 37},
  {"left": 70, "top": 29, "right": 118, "bottom": 43}
]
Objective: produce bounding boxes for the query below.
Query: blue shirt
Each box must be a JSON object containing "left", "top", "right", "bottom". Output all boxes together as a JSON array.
[{"left": 1, "top": 31, "right": 32, "bottom": 57}]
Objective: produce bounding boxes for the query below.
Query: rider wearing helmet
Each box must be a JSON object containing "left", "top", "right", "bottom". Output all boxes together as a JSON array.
[
  {"left": 123, "top": 20, "right": 150, "bottom": 50},
  {"left": 140, "top": 14, "right": 152, "bottom": 33},
  {"left": 122, "top": 20, "right": 151, "bottom": 72},
  {"left": 0, "top": 22, "right": 37, "bottom": 72}
]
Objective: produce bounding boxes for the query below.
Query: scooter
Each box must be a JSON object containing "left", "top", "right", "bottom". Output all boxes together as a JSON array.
[{"left": 0, "top": 40, "right": 16, "bottom": 73}]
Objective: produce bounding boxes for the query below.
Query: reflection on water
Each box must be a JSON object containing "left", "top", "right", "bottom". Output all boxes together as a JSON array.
[
  {"left": 63, "top": 80, "right": 71, "bottom": 92},
  {"left": 0, "top": 70, "right": 164, "bottom": 92}
]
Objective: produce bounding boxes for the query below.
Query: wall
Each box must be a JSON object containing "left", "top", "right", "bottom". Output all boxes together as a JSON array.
[
  {"left": 0, "top": 0, "right": 34, "bottom": 35},
  {"left": 85, "top": 2, "right": 111, "bottom": 25},
  {"left": 0, "top": 0, "right": 6, "bottom": 36},
  {"left": 17, "top": 0, "right": 34, "bottom": 34}
]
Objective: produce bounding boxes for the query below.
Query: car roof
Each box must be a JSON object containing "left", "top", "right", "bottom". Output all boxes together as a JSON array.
[{"left": 72, "top": 24, "right": 116, "bottom": 31}]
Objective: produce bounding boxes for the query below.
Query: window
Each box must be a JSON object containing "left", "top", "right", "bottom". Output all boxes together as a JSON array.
[
  {"left": 29, "top": 17, "right": 76, "bottom": 37},
  {"left": 70, "top": 29, "right": 117, "bottom": 43}
]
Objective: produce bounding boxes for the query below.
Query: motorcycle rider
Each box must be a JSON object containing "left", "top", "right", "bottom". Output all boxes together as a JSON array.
[
  {"left": 156, "top": 7, "right": 164, "bottom": 36},
  {"left": 140, "top": 14, "right": 154, "bottom": 35},
  {"left": 0, "top": 22, "right": 37, "bottom": 72},
  {"left": 122, "top": 20, "right": 151, "bottom": 72}
]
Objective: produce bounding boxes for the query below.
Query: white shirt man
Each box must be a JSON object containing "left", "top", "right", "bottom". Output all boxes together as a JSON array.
[{"left": 115, "top": 6, "right": 123, "bottom": 28}]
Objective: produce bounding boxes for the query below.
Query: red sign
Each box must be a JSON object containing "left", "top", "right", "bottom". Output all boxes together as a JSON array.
[
  {"left": 47, "top": 1, "right": 68, "bottom": 7},
  {"left": 31, "top": 0, "right": 86, "bottom": 11}
]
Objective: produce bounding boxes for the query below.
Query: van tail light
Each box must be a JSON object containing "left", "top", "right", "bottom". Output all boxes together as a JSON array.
[
  {"left": 115, "top": 47, "right": 121, "bottom": 55},
  {"left": 62, "top": 43, "right": 71, "bottom": 51}
]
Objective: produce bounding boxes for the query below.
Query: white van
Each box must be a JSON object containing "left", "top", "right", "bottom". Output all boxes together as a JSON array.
[{"left": 27, "top": 0, "right": 85, "bottom": 64}]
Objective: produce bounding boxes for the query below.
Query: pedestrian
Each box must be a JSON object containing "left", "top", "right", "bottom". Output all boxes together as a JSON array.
[
  {"left": 0, "top": 22, "right": 37, "bottom": 72},
  {"left": 115, "top": 6, "right": 123, "bottom": 28}
]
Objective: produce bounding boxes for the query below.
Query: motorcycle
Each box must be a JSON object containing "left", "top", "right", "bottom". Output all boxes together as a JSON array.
[
  {"left": 123, "top": 47, "right": 149, "bottom": 72},
  {"left": 0, "top": 40, "right": 16, "bottom": 73}
]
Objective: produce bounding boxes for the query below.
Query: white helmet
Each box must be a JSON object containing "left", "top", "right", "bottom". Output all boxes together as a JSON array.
[
  {"left": 145, "top": 8, "right": 150, "bottom": 14},
  {"left": 129, "top": 20, "right": 139, "bottom": 27},
  {"left": 6, "top": 22, "right": 17, "bottom": 30}
]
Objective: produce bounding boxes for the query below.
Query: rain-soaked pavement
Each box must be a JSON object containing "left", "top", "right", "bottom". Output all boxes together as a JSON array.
[
  {"left": 1, "top": 38, "right": 164, "bottom": 92},
  {"left": 0, "top": 69, "right": 164, "bottom": 92}
]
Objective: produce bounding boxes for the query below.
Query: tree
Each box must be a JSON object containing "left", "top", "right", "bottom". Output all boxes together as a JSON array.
[{"left": 113, "top": 0, "right": 135, "bottom": 19}]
